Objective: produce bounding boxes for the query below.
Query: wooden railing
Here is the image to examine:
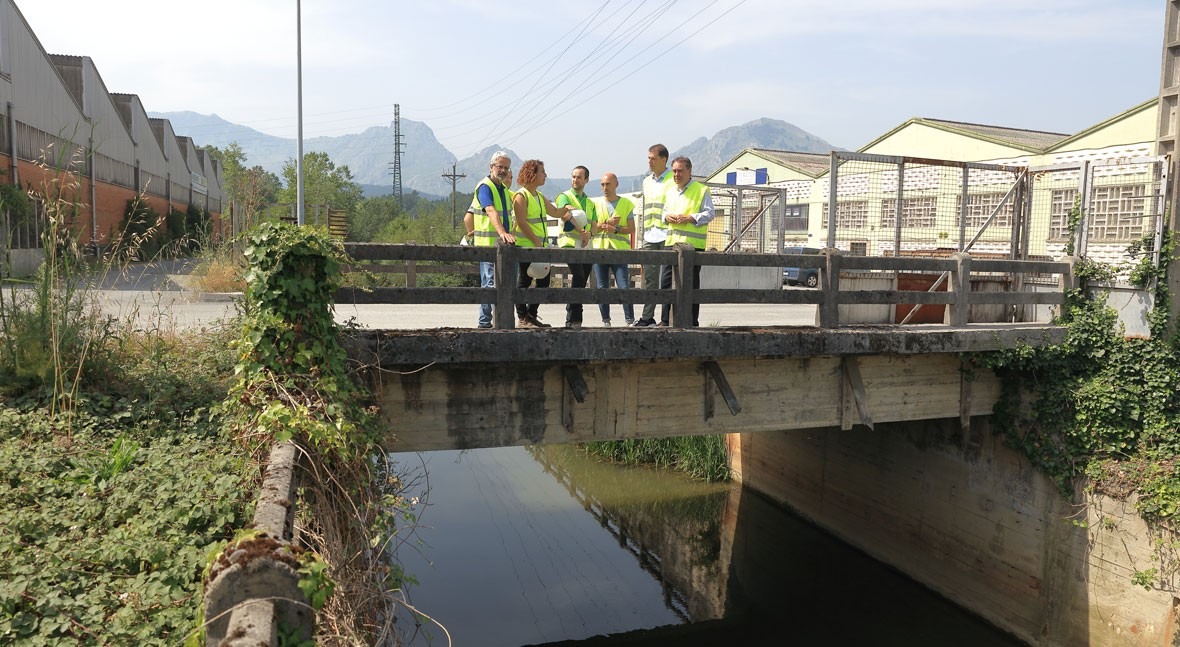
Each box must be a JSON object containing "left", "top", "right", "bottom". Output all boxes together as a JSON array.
[{"left": 338, "top": 242, "right": 1074, "bottom": 329}]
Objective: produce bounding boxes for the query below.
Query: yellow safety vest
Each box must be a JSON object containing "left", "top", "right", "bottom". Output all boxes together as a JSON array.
[
  {"left": 590, "top": 196, "right": 634, "bottom": 250},
  {"left": 512, "top": 188, "right": 548, "bottom": 248},
  {"left": 664, "top": 181, "right": 710, "bottom": 250},
  {"left": 472, "top": 176, "right": 511, "bottom": 247},
  {"left": 556, "top": 189, "right": 596, "bottom": 249},
  {"left": 641, "top": 170, "right": 674, "bottom": 232}
]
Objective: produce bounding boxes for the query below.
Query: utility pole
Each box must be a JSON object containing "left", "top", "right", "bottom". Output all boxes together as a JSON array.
[
  {"left": 442, "top": 163, "right": 467, "bottom": 228},
  {"left": 389, "top": 103, "right": 405, "bottom": 207},
  {"left": 1159, "top": 1, "right": 1180, "bottom": 331}
]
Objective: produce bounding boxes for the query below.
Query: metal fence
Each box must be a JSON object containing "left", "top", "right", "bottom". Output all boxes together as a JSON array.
[
  {"left": 823, "top": 152, "right": 1026, "bottom": 259},
  {"left": 1028, "top": 157, "right": 1166, "bottom": 274},
  {"left": 707, "top": 151, "right": 1167, "bottom": 281},
  {"left": 1, "top": 200, "right": 44, "bottom": 250},
  {"left": 705, "top": 181, "right": 813, "bottom": 254}
]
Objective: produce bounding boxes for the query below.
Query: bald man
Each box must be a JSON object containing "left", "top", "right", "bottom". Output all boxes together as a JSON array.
[{"left": 590, "top": 172, "right": 636, "bottom": 325}]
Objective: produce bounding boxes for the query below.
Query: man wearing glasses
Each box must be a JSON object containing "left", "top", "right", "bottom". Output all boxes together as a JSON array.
[{"left": 472, "top": 151, "right": 517, "bottom": 328}]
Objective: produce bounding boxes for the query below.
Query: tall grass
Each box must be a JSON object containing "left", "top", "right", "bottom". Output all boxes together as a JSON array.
[{"left": 583, "top": 435, "right": 731, "bottom": 482}]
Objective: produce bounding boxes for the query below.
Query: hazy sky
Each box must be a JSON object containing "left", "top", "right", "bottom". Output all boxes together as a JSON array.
[{"left": 17, "top": 0, "right": 1165, "bottom": 180}]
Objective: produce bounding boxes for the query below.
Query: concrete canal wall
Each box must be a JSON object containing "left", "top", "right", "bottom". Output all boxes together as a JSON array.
[{"left": 729, "top": 418, "right": 1178, "bottom": 646}]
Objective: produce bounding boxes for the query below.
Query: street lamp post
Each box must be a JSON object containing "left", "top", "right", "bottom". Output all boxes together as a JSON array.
[{"left": 295, "top": 0, "right": 305, "bottom": 225}]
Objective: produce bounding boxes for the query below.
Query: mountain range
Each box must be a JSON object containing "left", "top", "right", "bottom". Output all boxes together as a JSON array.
[{"left": 151, "top": 111, "right": 839, "bottom": 199}]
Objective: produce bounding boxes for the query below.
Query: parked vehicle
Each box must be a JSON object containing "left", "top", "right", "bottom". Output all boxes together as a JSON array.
[{"left": 783, "top": 246, "right": 821, "bottom": 287}]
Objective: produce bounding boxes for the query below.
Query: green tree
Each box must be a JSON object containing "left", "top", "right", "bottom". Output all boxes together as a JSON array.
[
  {"left": 278, "top": 151, "right": 363, "bottom": 216},
  {"left": 204, "top": 143, "right": 280, "bottom": 226},
  {"left": 350, "top": 194, "right": 403, "bottom": 242}
]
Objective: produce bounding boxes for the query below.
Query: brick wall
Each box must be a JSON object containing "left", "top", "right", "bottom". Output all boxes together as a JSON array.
[{"left": 2, "top": 153, "right": 222, "bottom": 247}]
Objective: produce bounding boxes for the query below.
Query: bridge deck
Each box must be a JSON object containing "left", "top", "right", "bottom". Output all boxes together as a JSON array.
[{"left": 344, "top": 322, "right": 1065, "bottom": 366}]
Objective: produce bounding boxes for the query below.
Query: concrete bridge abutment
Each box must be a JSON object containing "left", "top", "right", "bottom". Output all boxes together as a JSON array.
[{"left": 729, "top": 419, "right": 1178, "bottom": 646}]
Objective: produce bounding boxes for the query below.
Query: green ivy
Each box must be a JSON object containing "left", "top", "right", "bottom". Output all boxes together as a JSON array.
[
  {"left": 0, "top": 406, "right": 252, "bottom": 645},
  {"left": 223, "top": 221, "right": 376, "bottom": 457},
  {"left": 979, "top": 229, "right": 1180, "bottom": 525}
]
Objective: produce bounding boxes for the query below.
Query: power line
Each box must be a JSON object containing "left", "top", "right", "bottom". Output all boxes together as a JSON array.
[{"left": 485, "top": 0, "right": 749, "bottom": 152}]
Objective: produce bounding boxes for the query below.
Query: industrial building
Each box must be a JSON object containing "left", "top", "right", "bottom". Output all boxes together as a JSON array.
[{"left": 0, "top": 0, "right": 223, "bottom": 273}]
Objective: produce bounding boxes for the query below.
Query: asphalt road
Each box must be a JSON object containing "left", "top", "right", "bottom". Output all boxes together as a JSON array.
[{"left": 86, "top": 260, "right": 820, "bottom": 331}]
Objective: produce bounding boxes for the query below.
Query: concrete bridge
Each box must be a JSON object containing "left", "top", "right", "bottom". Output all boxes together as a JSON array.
[
  {"left": 337, "top": 243, "right": 1175, "bottom": 647},
  {"left": 338, "top": 242, "right": 1071, "bottom": 453}
]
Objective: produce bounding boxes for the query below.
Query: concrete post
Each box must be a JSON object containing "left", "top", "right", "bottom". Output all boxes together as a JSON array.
[
  {"left": 672, "top": 243, "right": 695, "bottom": 328},
  {"left": 816, "top": 247, "right": 842, "bottom": 328},
  {"left": 947, "top": 252, "right": 972, "bottom": 327},
  {"left": 494, "top": 242, "right": 517, "bottom": 329}
]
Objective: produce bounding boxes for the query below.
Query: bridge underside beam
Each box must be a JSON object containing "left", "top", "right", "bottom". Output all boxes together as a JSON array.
[{"left": 370, "top": 353, "right": 1002, "bottom": 452}]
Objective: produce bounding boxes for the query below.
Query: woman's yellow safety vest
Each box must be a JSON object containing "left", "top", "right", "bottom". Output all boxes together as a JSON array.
[{"left": 512, "top": 188, "right": 548, "bottom": 248}]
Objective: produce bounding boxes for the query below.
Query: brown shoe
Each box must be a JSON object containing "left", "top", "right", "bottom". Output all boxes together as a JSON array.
[{"left": 518, "top": 317, "right": 537, "bottom": 328}]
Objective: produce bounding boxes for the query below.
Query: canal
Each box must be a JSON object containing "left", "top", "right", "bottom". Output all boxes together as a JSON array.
[{"left": 391, "top": 445, "right": 1025, "bottom": 646}]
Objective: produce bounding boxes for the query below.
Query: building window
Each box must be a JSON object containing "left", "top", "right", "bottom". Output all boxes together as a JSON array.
[
  {"left": 880, "top": 196, "right": 937, "bottom": 228},
  {"left": 849, "top": 241, "right": 868, "bottom": 256},
  {"left": 821, "top": 200, "right": 868, "bottom": 229},
  {"left": 779, "top": 203, "right": 808, "bottom": 232},
  {"left": 1050, "top": 185, "right": 1146, "bottom": 242},
  {"left": 958, "top": 193, "right": 1013, "bottom": 228},
  {"left": 1088, "top": 184, "right": 1146, "bottom": 241},
  {"left": 1049, "top": 189, "right": 1077, "bottom": 241}
]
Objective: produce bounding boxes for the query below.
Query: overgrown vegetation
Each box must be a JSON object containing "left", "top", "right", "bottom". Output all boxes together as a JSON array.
[
  {"left": 0, "top": 150, "right": 255, "bottom": 644},
  {"left": 980, "top": 220, "right": 1180, "bottom": 528},
  {"left": 217, "top": 221, "right": 415, "bottom": 644},
  {"left": 583, "top": 436, "right": 731, "bottom": 482},
  {"left": 112, "top": 198, "right": 209, "bottom": 262}
]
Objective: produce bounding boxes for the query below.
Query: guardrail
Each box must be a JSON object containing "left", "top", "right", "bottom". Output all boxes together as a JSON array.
[{"left": 338, "top": 242, "right": 1074, "bottom": 329}]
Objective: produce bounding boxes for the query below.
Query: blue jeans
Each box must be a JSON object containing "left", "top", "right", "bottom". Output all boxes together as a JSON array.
[
  {"left": 594, "top": 263, "right": 634, "bottom": 323},
  {"left": 478, "top": 261, "right": 494, "bottom": 327}
]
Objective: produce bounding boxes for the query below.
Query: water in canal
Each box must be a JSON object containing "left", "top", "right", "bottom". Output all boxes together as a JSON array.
[{"left": 390, "top": 445, "right": 1024, "bottom": 646}]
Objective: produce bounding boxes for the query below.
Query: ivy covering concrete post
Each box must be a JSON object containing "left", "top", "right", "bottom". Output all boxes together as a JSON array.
[{"left": 204, "top": 222, "right": 397, "bottom": 645}]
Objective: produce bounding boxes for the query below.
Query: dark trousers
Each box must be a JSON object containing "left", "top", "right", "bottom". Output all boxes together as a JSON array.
[
  {"left": 565, "top": 263, "right": 592, "bottom": 325},
  {"left": 660, "top": 263, "right": 701, "bottom": 326},
  {"left": 516, "top": 262, "right": 550, "bottom": 319},
  {"left": 639, "top": 239, "right": 665, "bottom": 322}
]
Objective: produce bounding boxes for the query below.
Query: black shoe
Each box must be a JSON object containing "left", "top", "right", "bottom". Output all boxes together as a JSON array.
[{"left": 631, "top": 318, "right": 656, "bottom": 327}]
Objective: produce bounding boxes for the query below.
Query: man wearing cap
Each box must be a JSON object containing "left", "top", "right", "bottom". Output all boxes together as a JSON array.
[
  {"left": 554, "top": 165, "right": 595, "bottom": 328},
  {"left": 660, "top": 156, "right": 715, "bottom": 327},
  {"left": 472, "top": 151, "right": 516, "bottom": 328},
  {"left": 632, "top": 144, "right": 675, "bottom": 326}
]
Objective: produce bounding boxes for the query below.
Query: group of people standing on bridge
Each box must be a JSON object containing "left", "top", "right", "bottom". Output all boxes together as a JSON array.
[{"left": 465, "top": 144, "right": 716, "bottom": 329}]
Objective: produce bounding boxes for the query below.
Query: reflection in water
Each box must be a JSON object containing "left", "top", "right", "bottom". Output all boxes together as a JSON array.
[{"left": 391, "top": 445, "right": 1023, "bottom": 646}]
